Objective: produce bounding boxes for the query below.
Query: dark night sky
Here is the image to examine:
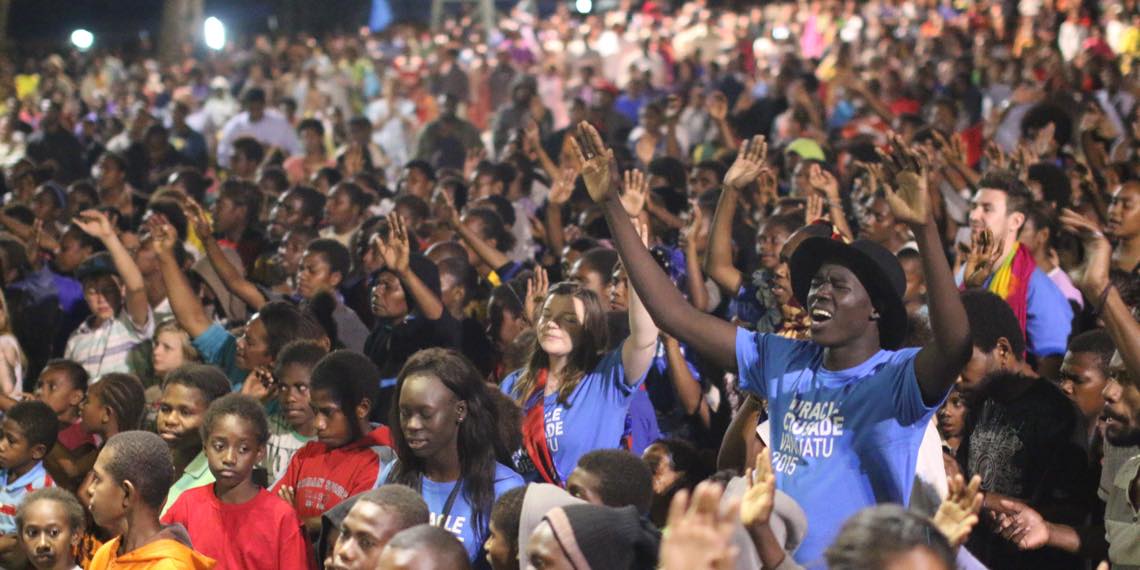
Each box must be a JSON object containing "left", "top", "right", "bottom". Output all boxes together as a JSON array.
[{"left": 6, "top": 0, "right": 408, "bottom": 47}]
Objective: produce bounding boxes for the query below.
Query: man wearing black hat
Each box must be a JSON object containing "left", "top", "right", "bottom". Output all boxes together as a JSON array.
[{"left": 579, "top": 125, "right": 971, "bottom": 565}]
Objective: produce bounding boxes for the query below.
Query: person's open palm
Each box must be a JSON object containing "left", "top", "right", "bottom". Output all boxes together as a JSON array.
[
  {"left": 374, "top": 213, "right": 411, "bottom": 274},
  {"left": 524, "top": 266, "right": 549, "bottom": 324},
  {"left": 963, "top": 229, "right": 1001, "bottom": 288},
  {"left": 932, "top": 474, "right": 982, "bottom": 547},
  {"left": 1059, "top": 208, "right": 1111, "bottom": 294},
  {"left": 549, "top": 166, "right": 577, "bottom": 206},
  {"left": 146, "top": 215, "right": 178, "bottom": 255},
  {"left": 878, "top": 134, "right": 930, "bottom": 226},
  {"left": 183, "top": 199, "right": 213, "bottom": 239},
  {"left": 660, "top": 481, "right": 740, "bottom": 570},
  {"left": 724, "top": 135, "right": 768, "bottom": 190},
  {"left": 740, "top": 447, "right": 776, "bottom": 529},
  {"left": 570, "top": 121, "right": 613, "bottom": 203},
  {"left": 993, "top": 498, "right": 1049, "bottom": 550},
  {"left": 73, "top": 209, "right": 115, "bottom": 240},
  {"left": 621, "top": 169, "right": 649, "bottom": 218}
]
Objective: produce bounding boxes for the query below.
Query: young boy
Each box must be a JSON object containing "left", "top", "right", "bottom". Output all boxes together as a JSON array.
[
  {"left": 85, "top": 431, "right": 215, "bottom": 569},
  {"left": 66, "top": 210, "right": 155, "bottom": 378},
  {"left": 162, "top": 394, "right": 311, "bottom": 569},
  {"left": 0, "top": 402, "right": 60, "bottom": 542},
  {"left": 156, "top": 364, "right": 232, "bottom": 516},
  {"left": 273, "top": 351, "right": 394, "bottom": 536},
  {"left": 264, "top": 340, "right": 326, "bottom": 486},
  {"left": 16, "top": 487, "right": 85, "bottom": 570}
]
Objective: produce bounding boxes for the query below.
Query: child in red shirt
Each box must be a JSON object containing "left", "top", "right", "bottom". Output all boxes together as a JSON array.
[
  {"left": 163, "top": 394, "right": 312, "bottom": 570},
  {"left": 272, "top": 351, "right": 394, "bottom": 537}
]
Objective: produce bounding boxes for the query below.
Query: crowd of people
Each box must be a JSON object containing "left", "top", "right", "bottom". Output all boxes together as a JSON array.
[{"left": 0, "top": 0, "right": 1137, "bottom": 568}]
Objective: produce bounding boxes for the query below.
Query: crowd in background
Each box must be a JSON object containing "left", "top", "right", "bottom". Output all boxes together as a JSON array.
[{"left": 0, "top": 0, "right": 1136, "bottom": 568}]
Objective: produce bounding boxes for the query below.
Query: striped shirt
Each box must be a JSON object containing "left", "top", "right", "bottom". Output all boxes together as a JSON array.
[
  {"left": 0, "top": 461, "right": 54, "bottom": 534},
  {"left": 63, "top": 308, "right": 154, "bottom": 381}
]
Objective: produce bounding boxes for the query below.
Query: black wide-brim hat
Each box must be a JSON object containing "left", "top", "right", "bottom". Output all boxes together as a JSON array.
[{"left": 789, "top": 237, "right": 908, "bottom": 349}]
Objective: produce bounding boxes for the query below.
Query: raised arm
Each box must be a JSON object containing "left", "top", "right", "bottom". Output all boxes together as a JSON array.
[
  {"left": 73, "top": 210, "right": 149, "bottom": 327},
  {"left": 879, "top": 135, "right": 971, "bottom": 405},
  {"left": 441, "top": 193, "right": 511, "bottom": 272},
  {"left": 375, "top": 213, "right": 444, "bottom": 320},
  {"left": 706, "top": 136, "right": 768, "bottom": 293},
  {"left": 186, "top": 200, "right": 268, "bottom": 311},
  {"left": 149, "top": 216, "right": 212, "bottom": 338},
  {"left": 663, "top": 334, "right": 710, "bottom": 428},
  {"left": 1061, "top": 208, "right": 1140, "bottom": 381},
  {"left": 544, "top": 166, "right": 576, "bottom": 255},
  {"left": 572, "top": 121, "right": 738, "bottom": 371},
  {"left": 621, "top": 220, "right": 660, "bottom": 385},
  {"left": 706, "top": 92, "right": 739, "bottom": 151},
  {"left": 681, "top": 207, "right": 710, "bottom": 313}
]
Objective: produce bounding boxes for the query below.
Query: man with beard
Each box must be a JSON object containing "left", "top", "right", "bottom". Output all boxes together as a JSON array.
[{"left": 954, "top": 290, "right": 1091, "bottom": 569}]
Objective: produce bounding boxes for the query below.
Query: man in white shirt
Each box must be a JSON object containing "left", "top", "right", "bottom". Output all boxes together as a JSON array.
[{"left": 217, "top": 87, "right": 300, "bottom": 169}]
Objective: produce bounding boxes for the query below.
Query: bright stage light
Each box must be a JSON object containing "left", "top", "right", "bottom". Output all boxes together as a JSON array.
[
  {"left": 204, "top": 17, "right": 226, "bottom": 51},
  {"left": 71, "top": 29, "right": 94, "bottom": 51}
]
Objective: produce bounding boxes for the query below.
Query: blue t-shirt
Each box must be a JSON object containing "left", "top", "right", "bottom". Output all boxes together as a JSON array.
[
  {"left": 956, "top": 266, "right": 1073, "bottom": 358},
  {"left": 500, "top": 345, "right": 646, "bottom": 483},
  {"left": 380, "top": 462, "right": 523, "bottom": 561},
  {"left": 735, "top": 328, "right": 941, "bottom": 566}
]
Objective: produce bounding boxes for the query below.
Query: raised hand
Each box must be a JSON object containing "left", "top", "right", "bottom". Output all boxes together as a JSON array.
[
  {"left": 877, "top": 134, "right": 930, "bottom": 226},
  {"left": 932, "top": 474, "right": 983, "bottom": 547},
  {"left": 524, "top": 266, "right": 549, "bottom": 325},
  {"left": 706, "top": 91, "right": 729, "bottom": 121},
  {"left": 985, "top": 141, "right": 1009, "bottom": 170},
  {"left": 240, "top": 367, "right": 277, "bottom": 402},
  {"left": 72, "top": 209, "right": 116, "bottom": 241},
  {"left": 373, "top": 213, "right": 411, "bottom": 274},
  {"left": 723, "top": 135, "right": 768, "bottom": 190},
  {"left": 146, "top": 214, "right": 178, "bottom": 255},
  {"left": 549, "top": 166, "right": 577, "bottom": 206},
  {"left": 963, "top": 229, "right": 1002, "bottom": 288},
  {"left": 183, "top": 199, "right": 213, "bottom": 239},
  {"left": 437, "top": 189, "right": 462, "bottom": 228},
  {"left": 569, "top": 121, "right": 614, "bottom": 203},
  {"left": 463, "top": 146, "right": 486, "bottom": 181},
  {"left": 740, "top": 448, "right": 776, "bottom": 529},
  {"left": 659, "top": 481, "right": 740, "bottom": 570},
  {"left": 1059, "top": 208, "right": 1111, "bottom": 296},
  {"left": 621, "top": 169, "right": 649, "bottom": 218},
  {"left": 682, "top": 199, "right": 703, "bottom": 250},
  {"left": 806, "top": 193, "right": 825, "bottom": 223},
  {"left": 808, "top": 163, "right": 840, "bottom": 202}
]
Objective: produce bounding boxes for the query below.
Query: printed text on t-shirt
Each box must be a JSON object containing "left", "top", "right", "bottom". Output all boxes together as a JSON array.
[{"left": 773, "top": 398, "right": 845, "bottom": 475}]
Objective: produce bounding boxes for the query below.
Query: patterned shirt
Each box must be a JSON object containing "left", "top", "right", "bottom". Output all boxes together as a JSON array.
[
  {"left": 1106, "top": 455, "right": 1140, "bottom": 569},
  {"left": 64, "top": 308, "right": 154, "bottom": 380},
  {"left": 0, "top": 461, "right": 54, "bottom": 534}
]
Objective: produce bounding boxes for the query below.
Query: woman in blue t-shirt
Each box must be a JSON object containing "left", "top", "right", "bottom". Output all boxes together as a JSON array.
[
  {"left": 501, "top": 247, "right": 659, "bottom": 486},
  {"left": 385, "top": 348, "right": 523, "bottom": 562}
]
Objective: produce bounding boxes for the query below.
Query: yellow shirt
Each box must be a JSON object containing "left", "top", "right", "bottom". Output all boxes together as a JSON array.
[{"left": 87, "top": 536, "right": 215, "bottom": 570}]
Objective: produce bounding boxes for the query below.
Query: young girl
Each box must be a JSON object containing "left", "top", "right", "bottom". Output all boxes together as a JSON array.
[
  {"left": 386, "top": 348, "right": 524, "bottom": 562},
  {"left": 15, "top": 487, "right": 86, "bottom": 570},
  {"left": 501, "top": 263, "right": 659, "bottom": 486},
  {"left": 162, "top": 394, "right": 311, "bottom": 570}
]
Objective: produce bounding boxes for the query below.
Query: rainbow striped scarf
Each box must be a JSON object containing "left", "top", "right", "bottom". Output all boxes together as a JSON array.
[{"left": 986, "top": 242, "right": 1036, "bottom": 341}]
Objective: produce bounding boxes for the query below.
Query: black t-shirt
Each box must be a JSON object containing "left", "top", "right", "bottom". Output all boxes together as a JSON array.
[
  {"left": 959, "top": 376, "right": 1093, "bottom": 569},
  {"left": 363, "top": 311, "right": 462, "bottom": 422}
]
